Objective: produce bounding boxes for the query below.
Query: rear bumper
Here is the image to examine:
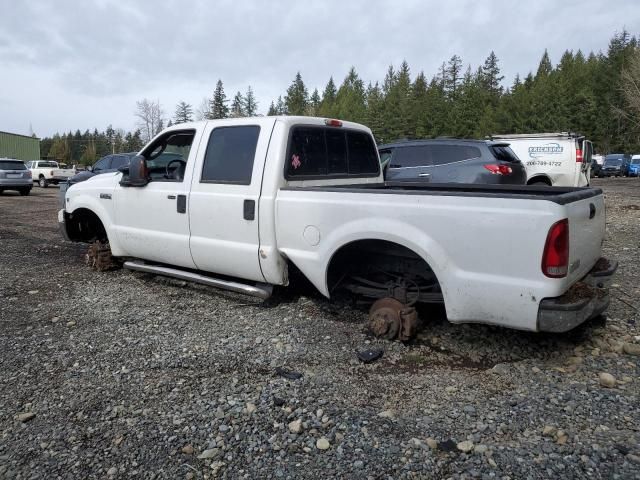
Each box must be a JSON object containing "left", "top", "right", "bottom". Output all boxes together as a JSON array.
[
  {"left": 537, "top": 258, "right": 618, "bottom": 332},
  {"left": 0, "top": 178, "right": 32, "bottom": 188}
]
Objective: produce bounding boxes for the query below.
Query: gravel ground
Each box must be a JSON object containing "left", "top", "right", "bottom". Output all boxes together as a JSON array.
[{"left": 1, "top": 179, "right": 639, "bottom": 479}]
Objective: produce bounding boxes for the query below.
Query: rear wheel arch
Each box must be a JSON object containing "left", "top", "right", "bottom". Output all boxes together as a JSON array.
[
  {"left": 527, "top": 175, "right": 552, "bottom": 186},
  {"left": 325, "top": 238, "right": 444, "bottom": 305}
]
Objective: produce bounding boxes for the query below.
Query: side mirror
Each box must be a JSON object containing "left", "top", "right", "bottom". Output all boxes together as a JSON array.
[
  {"left": 124, "top": 155, "right": 150, "bottom": 187},
  {"left": 86, "top": 165, "right": 93, "bottom": 172}
]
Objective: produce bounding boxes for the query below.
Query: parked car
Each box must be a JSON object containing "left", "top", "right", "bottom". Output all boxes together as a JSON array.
[
  {"left": 379, "top": 139, "right": 526, "bottom": 185},
  {"left": 59, "top": 116, "right": 615, "bottom": 334},
  {"left": 591, "top": 154, "right": 604, "bottom": 178},
  {"left": 67, "top": 153, "right": 137, "bottom": 186},
  {"left": 0, "top": 158, "right": 32, "bottom": 195},
  {"left": 600, "top": 154, "right": 630, "bottom": 177},
  {"left": 25, "top": 160, "right": 75, "bottom": 187},
  {"left": 628, "top": 155, "right": 640, "bottom": 177},
  {"left": 491, "top": 132, "right": 592, "bottom": 187}
]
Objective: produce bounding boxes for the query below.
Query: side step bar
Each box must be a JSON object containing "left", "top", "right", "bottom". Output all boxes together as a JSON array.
[{"left": 123, "top": 260, "right": 273, "bottom": 300}]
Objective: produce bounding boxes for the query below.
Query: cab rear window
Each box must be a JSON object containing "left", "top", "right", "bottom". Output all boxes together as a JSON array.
[{"left": 286, "top": 127, "right": 379, "bottom": 179}]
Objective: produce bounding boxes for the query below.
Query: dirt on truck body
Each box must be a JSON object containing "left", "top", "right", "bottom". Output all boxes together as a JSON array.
[{"left": 0, "top": 178, "right": 639, "bottom": 479}]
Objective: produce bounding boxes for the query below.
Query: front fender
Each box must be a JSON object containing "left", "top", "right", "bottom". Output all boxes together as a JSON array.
[{"left": 65, "top": 190, "right": 124, "bottom": 256}]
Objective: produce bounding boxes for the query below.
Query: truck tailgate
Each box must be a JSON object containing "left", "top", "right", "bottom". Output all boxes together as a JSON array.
[{"left": 565, "top": 192, "right": 606, "bottom": 285}]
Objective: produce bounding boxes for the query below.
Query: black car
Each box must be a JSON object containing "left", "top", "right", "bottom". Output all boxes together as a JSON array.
[
  {"left": 379, "top": 139, "right": 526, "bottom": 185},
  {"left": 600, "top": 153, "right": 630, "bottom": 177},
  {"left": 67, "top": 152, "right": 137, "bottom": 185}
]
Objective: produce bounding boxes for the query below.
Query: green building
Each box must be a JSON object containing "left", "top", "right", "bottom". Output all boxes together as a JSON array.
[{"left": 0, "top": 130, "right": 41, "bottom": 161}]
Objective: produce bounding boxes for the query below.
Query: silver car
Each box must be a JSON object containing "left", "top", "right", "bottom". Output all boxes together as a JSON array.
[{"left": 0, "top": 158, "right": 32, "bottom": 195}]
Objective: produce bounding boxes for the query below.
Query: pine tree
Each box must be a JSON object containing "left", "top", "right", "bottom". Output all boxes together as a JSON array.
[
  {"left": 267, "top": 101, "right": 277, "bottom": 116},
  {"left": 446, "top": 55, "right": 463, "bottom": 97},
  {"left": 284, "top": 72, "right": 309, "bottom": 115},
  {"left": 275, "top": 96, "right": 286, "bottom": 115},
  {"left": 244, "top": 86, "right": 258, "bottom": 116},
  {"left": 481, "top": 51, "right": 504, "bottom": 97},
  {"left": 319, "top": 77, "right": 337, "bottom": 117},
  {"left": 307, "top": 88, "right": 321, "bottom": 116},
  {"left": 230, "top": 91, "right": 245, "bottom": 117},
  {"left": 365, "top": 82, "right": 385, "bottom": 142},
  {"left": 536, "top": 49, "right": 553, "bottom": 78},
  {"left": 174, "top": 101, "right": 193, "bottom": 124},
  {"left": 209, "top": 80, "right": 229, "bottom": 119}
]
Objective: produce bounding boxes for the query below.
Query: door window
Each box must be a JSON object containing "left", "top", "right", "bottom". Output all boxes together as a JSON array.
[
  {"left": 111, "top": 155, "right": 130, "bottom": 170},
  {"left": 143, "top": 130, "right": 195, "bottom": 182},
  {"left": 201, "top": 126, "right": 260, "bottom": 185},
  {"left": 390, "top": 146, "right": 432, "bottom": 168}
]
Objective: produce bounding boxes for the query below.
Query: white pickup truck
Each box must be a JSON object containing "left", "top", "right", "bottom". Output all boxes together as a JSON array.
[
  {"left": 25, "top": 160, "right": 75, "bottom": 188},
  {"left": 58, "top": 116, "right": 616, "bottom": 335}
]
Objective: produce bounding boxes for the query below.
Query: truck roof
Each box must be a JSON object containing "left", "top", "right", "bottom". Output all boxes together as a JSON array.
[
  {"left": 163, "top": 116, "right": 370, "bottom": 133},
  {"left": 491, "top": 132, "right": 584, "bottom": 140}
]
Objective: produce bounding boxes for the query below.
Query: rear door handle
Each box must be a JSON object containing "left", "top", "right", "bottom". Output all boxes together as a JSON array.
[
  {"left": 167, "top": 195, "right": 176, "bottom": 200},
  {"left": 418, "top": 173, "right": 431, "bottom": 177}
]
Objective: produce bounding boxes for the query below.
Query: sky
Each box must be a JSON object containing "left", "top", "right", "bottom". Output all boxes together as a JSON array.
[{"left": 0, "top": 0, "right": 638, "bottom": 138}]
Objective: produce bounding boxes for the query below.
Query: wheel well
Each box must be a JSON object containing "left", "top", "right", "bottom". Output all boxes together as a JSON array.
[
  {"left": 65, "top": 208, "right": 108, "bottom": 243},
  {"left": 527, "top": 176, "right": 552, "bottom": 186},
  {"left": 326, "top": 239, "right": 443, "bottom": 304}
]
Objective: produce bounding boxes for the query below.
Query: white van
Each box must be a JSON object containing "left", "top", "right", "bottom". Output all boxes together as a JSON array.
[{"left": 491, "top": 133, "right": 592, "bottom": 187}]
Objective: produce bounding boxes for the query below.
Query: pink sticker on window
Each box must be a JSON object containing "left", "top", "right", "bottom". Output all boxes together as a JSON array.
[{"left": 291, "top": 154, "right": 301, "bottom": 169}]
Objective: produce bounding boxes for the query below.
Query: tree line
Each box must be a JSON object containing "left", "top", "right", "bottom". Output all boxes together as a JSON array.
[{"left": 41, "top": 29, "right": 640, "bottom": 165}]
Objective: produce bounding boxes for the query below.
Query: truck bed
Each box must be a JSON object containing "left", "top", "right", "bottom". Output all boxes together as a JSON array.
[{"left": 282, "top": 182, "right": 603, "bottom": 205}]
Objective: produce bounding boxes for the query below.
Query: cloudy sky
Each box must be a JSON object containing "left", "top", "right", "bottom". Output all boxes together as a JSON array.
[{"left": 0, "top": 0, "right": 638, "bottom": 137}]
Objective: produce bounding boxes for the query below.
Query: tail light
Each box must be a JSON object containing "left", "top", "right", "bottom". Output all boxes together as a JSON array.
[
  {"left": 484, "top": 164, "right": 513, "bottom": 175},
  {"left": 324, "top": 119, "right": 343, "bottom": 127},
  {"left": 542, "top": 219, "right": 569, "bottom": 278},
  {"left": 26, "top": 171, "right": 32, "bottom": 178},
  {"left": 576, "top": 149, "right": 583, "bottom": 163}
]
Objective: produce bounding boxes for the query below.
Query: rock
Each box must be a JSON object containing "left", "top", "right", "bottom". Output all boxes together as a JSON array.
[
  {"left": 353, "top": 460, "right": 364, "bottom": 468},
  {"left": 27, "top": 290, "right": 39, "bottom": 295},
  {"left": 197, "top": 448, "right": 219, "bottom": 459},
  {"left": 566, "top": 356, "right": 583, "bottom": 365},
  {"left": 316, "top": 438, "right": 330, "bottom": 450},
  {"left": 531, "top": 366, "right": 541, "bottom": 373},
  {"left": 457, "top": 441, "right": 474, "bottom": 453},
  {"left": 107, "top": 467, "right": 117, "bottom": 476},
  {"left": 426, "top": 438, "right": 438, "bottom": 449},
  {"left": 181, "top": 444, "right": 194, "bottom": 455},
  {"left": 542, "top": 426, "right": 556, "bottom": 437},
  {"left": 445, "top": 386, "right": 457, "bottom": 393},
  {"left": 66, "top": 321, "right": 76, "bottom": 327},
  {"left": 599, "top": 372, "right": 616, "bottom": 388},
  {"left": 623, "top": 343, "right": 640, "bottom": 356},
  {"left": 488, "top": 458, "right": 497, "bottom": 468},
  {"left": 288, "top": 419, "right": 302, "bottom": 434},
  {"left": 491, "top": 363, "right": 510, "bottom": 375},
  {"left": 556, "top": 430, "right": 568, "bottom": 445},
  {"left": 17, "top": 412, "right": 35, "bottom": 423},
  {"left": 627, "top": 454, "right": 640, "bottom": 464},
  {"left": 245, "top": 402, "right": 257, "bottom": 414},
  {"left": 474, "top": 444, "right": 488, "bottom": 454},
  {"left": 377, "top": 409, "right": 396, "bottom": 419}
]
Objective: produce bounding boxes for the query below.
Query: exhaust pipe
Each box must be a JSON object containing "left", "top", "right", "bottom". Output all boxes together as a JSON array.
[{"left": 124, "top": 260, "right": 273, "bottom": 300}]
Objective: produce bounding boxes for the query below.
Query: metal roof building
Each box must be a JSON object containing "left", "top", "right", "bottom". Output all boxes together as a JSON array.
[{"left": 0, "top": 131, "right": 41, "bottom": 161}]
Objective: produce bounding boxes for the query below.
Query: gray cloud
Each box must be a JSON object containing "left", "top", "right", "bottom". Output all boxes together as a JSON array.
[{"left": 0, "top": 0, "right": 638, "bottom": 136}]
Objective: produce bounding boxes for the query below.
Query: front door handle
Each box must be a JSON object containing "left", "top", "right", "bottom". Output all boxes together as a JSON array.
[
  {"left": 418, "top": 173, "right": 431, "bottom": 177},
  {"left": 177, "top": 194, "right": 186, "bottom": 214}
]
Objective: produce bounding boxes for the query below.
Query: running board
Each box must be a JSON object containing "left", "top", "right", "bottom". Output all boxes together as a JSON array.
[{"left": 123, "top": 261, "right": 273, "bottom": 300}]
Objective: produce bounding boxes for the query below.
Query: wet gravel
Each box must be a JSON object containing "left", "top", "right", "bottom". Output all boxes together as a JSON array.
[{"left": 1, "top": 179, "right": 639, "bottom": 479}]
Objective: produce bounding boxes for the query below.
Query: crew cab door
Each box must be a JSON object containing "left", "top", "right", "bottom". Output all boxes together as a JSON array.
[
  {"left": 113, "top": 129, "right": 200, "bottom": 269},
  {"left": 188, "top": 118, "right": 276, "bottom": 282}
]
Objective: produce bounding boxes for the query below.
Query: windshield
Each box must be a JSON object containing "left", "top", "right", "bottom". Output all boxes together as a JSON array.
[
  {"left": 631, "top": 158, "right": 640, "bottom": 165},
  {"left": 604, "top": 159, "right": 622, "bottom": 166},
  {"left": 0, "top": 161, "right": 27, "bottom": 170}
]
